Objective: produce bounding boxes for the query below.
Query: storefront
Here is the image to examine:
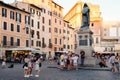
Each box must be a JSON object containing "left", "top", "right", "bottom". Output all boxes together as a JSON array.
[{"left": 2, "top": 48, "right": 41, "bottom": 62}]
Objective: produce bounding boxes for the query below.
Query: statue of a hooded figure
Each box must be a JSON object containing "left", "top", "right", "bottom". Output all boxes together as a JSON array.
[{"left": 80, "top": 3, "right": 90, "bottom": 30}]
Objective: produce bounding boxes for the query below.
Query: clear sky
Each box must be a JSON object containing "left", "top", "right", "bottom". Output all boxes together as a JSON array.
[{"left": 2, "top": 0, "right": 120, "bottom": 21}]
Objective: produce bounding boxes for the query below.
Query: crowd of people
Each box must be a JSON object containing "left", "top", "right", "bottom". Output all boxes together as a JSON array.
[
  {"left": 53, "top": 51, "right": 85, "bottom": 71},
  {"left": 94, "top": 52, "right": 120, "bottom": 73},
  {"left": 1, "top": 51, "right": 120, "bottom": 78}
]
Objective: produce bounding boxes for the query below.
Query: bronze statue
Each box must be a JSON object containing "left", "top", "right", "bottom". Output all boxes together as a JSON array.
[{"left": 80, "top": 3, "right": 90, "bottom": 30}]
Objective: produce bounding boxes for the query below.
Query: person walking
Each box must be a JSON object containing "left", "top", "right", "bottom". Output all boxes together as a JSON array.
[
  {"left": 28, "top": 56, "right": 33, "bottom": 76},
  {"left": 23, "top": 55, "right": 29, "bottom": 77},
  {"left": 2, "top": 56, "right": 6, "bottom": 69},
  {"left": 114, "top": 55, "right": 120, "bottom": 72},
  {"left": 35, "top": 58, "right": 40, "bottom": 77},
  {"left": 108, "top": 54, "right": 115, "bottom": 72}
]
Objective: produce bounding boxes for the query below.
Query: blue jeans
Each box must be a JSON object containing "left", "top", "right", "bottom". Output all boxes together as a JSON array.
[{"left": 81, "top": 58, "right": 85, "bottom": 65}]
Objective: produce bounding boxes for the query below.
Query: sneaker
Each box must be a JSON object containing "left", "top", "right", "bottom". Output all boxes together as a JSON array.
[
  {"left": 24, "top": 75, "right": 27, "bottom": 77},
  {"left": 35, "top": 75, "right": 39, "bottom": 77},
  {"left": 26, "top": 75, "right": 29, "bottom": 77},
  {"left": 30, "top": 74, "right": 33, "bottom": 76}
]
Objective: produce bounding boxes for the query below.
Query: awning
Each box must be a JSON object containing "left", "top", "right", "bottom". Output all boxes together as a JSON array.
[
  {"left": 2, "top": 47, "right": 35, "bottom": 51},
  {"left": 2, "top": 47, "right": 41, "bottom": 54}
]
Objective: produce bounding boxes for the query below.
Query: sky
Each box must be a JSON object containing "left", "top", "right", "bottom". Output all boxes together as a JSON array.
[{"left": 2, "top": 0, "right": 120, "bottom": 21}]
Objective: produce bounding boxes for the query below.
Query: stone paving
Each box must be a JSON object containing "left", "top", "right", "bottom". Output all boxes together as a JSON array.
[{"left": 0, "top": 62, "right": 120, "bottom": 80}]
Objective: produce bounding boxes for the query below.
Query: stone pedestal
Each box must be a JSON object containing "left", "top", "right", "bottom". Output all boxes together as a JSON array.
[{"left": 76, "top": 29, "right": 96, "bottom": 66}]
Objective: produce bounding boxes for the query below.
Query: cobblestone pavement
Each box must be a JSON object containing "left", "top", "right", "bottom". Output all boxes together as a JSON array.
[{"left": 0, "top": 62, "right": 120, "bottom": 80}]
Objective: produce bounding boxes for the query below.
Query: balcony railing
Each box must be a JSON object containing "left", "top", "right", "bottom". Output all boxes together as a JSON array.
[{"left": 2, "top": 41, "right": 17, "bottom": 48}]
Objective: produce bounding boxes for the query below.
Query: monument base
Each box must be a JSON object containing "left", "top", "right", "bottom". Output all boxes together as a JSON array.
[
  {"left": 76, "top": 29, "right": 96, "bottom": 66},
  {"left": 76, "top": 46, "right": 96, "bottom": 66}
]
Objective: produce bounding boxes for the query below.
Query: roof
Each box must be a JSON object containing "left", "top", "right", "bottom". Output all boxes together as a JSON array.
[{"left": 0, "top": 1, "right": 30, "bottom": 14}]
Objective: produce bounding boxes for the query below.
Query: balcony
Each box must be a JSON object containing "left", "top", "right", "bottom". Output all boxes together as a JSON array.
[{"left": 2, "top": 41, "right": 17, "bottom": 48}]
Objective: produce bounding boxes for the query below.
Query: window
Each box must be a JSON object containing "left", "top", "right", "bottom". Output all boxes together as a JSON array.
[
  {"left": 37, "top": 31, "right": 40, "bottom": 39},
  {"left": 49, "top": 28, "right": 51, "bottom": 33},
  {"left": 37, "top": 11, "right": 41, "bottom": 16},
  {"left": 31, "top": 40, "right": 34, "bottom": 46},
  {"left": 2, "top": 8, "right": 7, "bottom": 17},
  {"left": 10, "top": 11, "right": 14, "bottom": 19},
  {"left": 16, "top": 13, "right": 21, "bottom": 22},
  {"left": 42, "top": 26, "right": 45, "bottom": 31},
  {"left": 25, "top": 15, "right": 30, "bottom": 25},
  {"left": 31, "top": 30, "right": 34, "bottom": 38},
  {"left": 26, "top": 40, "right": 29, "bottom": 47},
  {"left": 55, "top": 18, "right": 57, "bottom": 23},
  {"left": 39, "top": 41, "right": 41, "bottom": 47},
  {"left": 67, "top": 45, "right": 70, "bottom": 49},
  {"left": 31, "top": 19, "right": 34, "bottom": 27},
  {"left": 55, "top": 38, "right": 57, "bottom": 44},
  {"left": 49, "top": 19, "right": 51, "bottom": 26},
  {"left": 42, "top": 17, "right": 45, "bottom": 24},
  {"left": 91, "top": 23, "right": 94, "bottom": 26},
  {"left": 17, "top": 38, "right": 20, "bottom": 46},
  {"left": 59, "top": 29, "right": 61, "bottom": 34},
  {"left": 41, "top": 8, "right": 46, "bottom": 13},
  {"left": 96, "top": 37, "right": 99, "bottom": 43},
  {"left": 3, "top": 21, "right": 7, "bottom": 30},
  {"left": 30, "top": 8, "right": 35, "bottom": 14},
  {"left": 67, "top": 31, "right": 70, "bottom": 34},
  {"left": 10, "top": 23, "right": 14, "bottom": 31},
  {"left": 17, "top": 25, "right": 20, "bottom": 32},
  {"left": 36, "top": 41, "right": 38, "bottom": 46},
  {"left": 3, "top": 36, "right": 7, "bottom": 46},
  {"left": 63, "top": 30, "right": 66, "bottom": 33},
  {"left": 64, "top": 44, "right": 66, "bottom": 48},
  {"left": 26, "top": 27, "right": 29, "bottom": 34},
  {"left": 36, "top": 41, "right": 41, "bottom": 47},
  {"left": 54, "top": 28, "right": 58, "bottom": 33},
  {"left": 105, "top": 48, "right": 107, "bottom": 51},
  {"left": 42, "top": 38, "right": 45, "bottom": 43},
  {"left": 10, "top": 37, "right": 14, "bottom": 46},
  {"left": 48, "top": 11, "right": 52, "bottom": 16},
  {"left": 60, "top": 39, "right": 61, "bottom": 45},
  {"left": 37, "top": 21, "right": 40, "bottom": 29},
  {"left": 111, "top": 48, "right": 113, "bottom": 51}
]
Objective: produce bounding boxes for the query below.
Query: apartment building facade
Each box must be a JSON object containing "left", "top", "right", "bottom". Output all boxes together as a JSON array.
[
  {"left": 101, "top": 22, "right": 120, "bottom": 53},
  {"left": 51, "top": 1, "right": 64, "bottom": 55},
  {"left": 0, "top": 1, "right": 31, "bottom": 57},
  {"left": 63, "top": 20, "right": 75, "bottom": 53},
  {"left": 0, "top": 0, "right": 75, "bottom": 58}
]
